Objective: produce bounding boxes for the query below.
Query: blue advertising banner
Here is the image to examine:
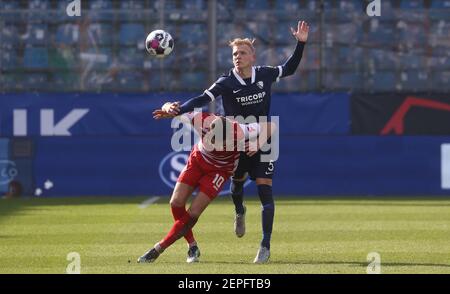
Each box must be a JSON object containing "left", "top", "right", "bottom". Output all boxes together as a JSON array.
[
  {"left": 2, "top": 93, "right": 449, "bottom": 196},
  {"left": 32, "top": 136, "right": 450, "bottom": 197}
]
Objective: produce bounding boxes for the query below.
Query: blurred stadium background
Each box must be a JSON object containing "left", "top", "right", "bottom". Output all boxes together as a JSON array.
[{"left": 1, "top": 0, "right": 450, "bottom": 274}]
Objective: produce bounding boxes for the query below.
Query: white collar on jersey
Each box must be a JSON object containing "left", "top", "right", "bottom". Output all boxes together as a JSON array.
[{"left": 232, "top": 66, "right": 256, "bottom": 86}]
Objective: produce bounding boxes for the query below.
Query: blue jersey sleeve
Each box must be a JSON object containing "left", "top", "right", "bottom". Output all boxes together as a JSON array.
[{"left": 179, "top": 77, "right": 227, "bottom": 114}]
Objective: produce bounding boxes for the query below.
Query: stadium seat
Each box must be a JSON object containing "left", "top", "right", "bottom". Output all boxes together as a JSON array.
[
  {"left": 330, "top": 22, "right": 363, "bottom": 44},
  {"left": 24, "top": 24, "right": 49, "bottom": 46},
  {"left": 0, "top": 50, "right": 17, "bottom": 69},
  {"left": 181, "top": 0, "right": 206, "bottom": 10},
  {"left": 0, "top": 25, "right": 19, "bottom": 47},
  {"left": 179, "top": 24, "right": 207, "bottom": 45},
  {"left": 88, "top": 23, "right": 113, "bottom": 46},
  {"left": 274, "top": 0, "right": 300, "bottom": 11},
  {"left": 118, "top": 47, "right": 145, "bottom": 69},
  {"left": 430, "top": 0, "right": 450, "bottom": 20},
  {"left": 27, "top": 0, "right": 51, "bottom": 22},
  {"left": 119, "top": 23, "right": 145, "bottom": 46},
  {"left": 55, "top": 24, "right": 80, "bottom": 45},
  {"left": 217, "top": 46, "right": 232, "bottom": 68},
  {"left": 56, "top": 0, "right": 74, "bottom": 21},
  {"left": 372, "top": 71, "right": 397, "bottom": 92},
  {"left": 0, "top": 73, "right": 22, "bottom": 91},
  {"left": 244, "top": 22, "right": 270, "bottom": 43},
  {"left": 367, "top": 21, "right": 396, "bottom": 45},
  {"left": 368, "top": 49, "right": 398, "bottom": 70},
  {"left": 80, "top": 48, "right": 112, "bottom": 70},
  {"left": 117, "top": 71, "right": 144, "bottom": 91},
  {"left": 51, "top": 73, "right": 79, "bottom": 91},
  {"left": 0, "top": 0, "right": 21, "bottom": 22},
  {"left": 23, "top": 73, "right": 48, "bottom": 90},
  {"left": 400, "top": 70, "right": 430, "bottom": 91},
  {"left": 23, "top": 47, "right": 49, "bottom": 69},
  {"left": 400, "top": 0, "right": 424, "bottom": 9},
  {"left": 217, "top": 0, "right": 236, "bottom": 19},
  {"left": 119, "top": 0, "right": 146, "bottom": 21},
  {"left": 245, "top": 0, "right": 269, "bottom": 10},
  {"left": 181, "top": 71, "right": 207, "bottom": 90},
  {"left": 398, "top": 23, "right": 426, "bottom": 45},
  {"left": 88, "top": 0, "right": 114, "bottom": 21}
]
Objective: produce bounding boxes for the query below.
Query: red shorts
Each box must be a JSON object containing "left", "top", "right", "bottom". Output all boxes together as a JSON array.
[{"left": 178, "top": 151, "right": 232, "bottom": 199}]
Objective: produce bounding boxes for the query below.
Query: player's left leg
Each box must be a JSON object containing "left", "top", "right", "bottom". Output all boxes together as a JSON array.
[
  {"left": 254, "top": 178, "right": 274, "bottom": 263},
  {"left": 252, "top": 157, "right": 276, "bottom": 264}
]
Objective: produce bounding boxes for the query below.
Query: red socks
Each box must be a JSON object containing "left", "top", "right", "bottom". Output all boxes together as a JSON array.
[{"left": 160, "top": 212, "right": 197, "bottom": 250}]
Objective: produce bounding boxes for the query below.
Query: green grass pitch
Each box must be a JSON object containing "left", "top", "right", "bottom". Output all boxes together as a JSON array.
[{"left": 1, "top": 196, "right": 450, "bottom": 274}]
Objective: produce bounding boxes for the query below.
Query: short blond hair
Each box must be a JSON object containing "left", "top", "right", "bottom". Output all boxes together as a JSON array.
[{"left": 228, "top": 38, "right": 256, "bottom": 53}]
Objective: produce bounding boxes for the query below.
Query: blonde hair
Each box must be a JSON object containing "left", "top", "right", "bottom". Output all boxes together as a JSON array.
[{"left": 228, "top": 38, "right": 256, "bottom": 53}]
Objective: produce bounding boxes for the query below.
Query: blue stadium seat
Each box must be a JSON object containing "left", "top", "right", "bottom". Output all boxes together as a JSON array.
[
  {"left": 434, "top": 71, "right": 450, "bottom": 89},
  {"left": 367, "top": 21, "right": 396, "bottom": 45},
  {"left": 0, "top": 0, "right": 20, "bottom": 21},
  {"left": 368, "top": 49, "right": 398, "bottom": 70},
  {"left": 81, "top": 48, "right": 112, "bottom": 70},
  {"left": 274, "top": 0, "right": 300, "bottom": 11},
  {"left": 52, "top": 73, "right": 79, "bottom": 91},
  {"left": 182, "top": 0, "right": 206, "bottom": 10},
  {"left": 24, "top": 24, "right": 49, "bottom": 46},
  {"left": 117, "top": 71, "right": 143, "bottom": 91},
  {"left": 274, "top": 22, "right": 299, "bottom": 44},
  {"left": 431, "top": 0, "right": 450, "bottom": 8},
  {"left": 181, "top": 71, "right": 207, "bottom": 90},
  {"left": 0, "top": 25, "right": 19, "bottom": 47},
  {"left": 56, "top": 0, "right": 78, "bottom": 21},
  {"left": 27, "top": 0, "right": 51, "bottom": 22},
  {"left": 1, "top": 50, "right": 17, "bottom": 69},
  {"left": 23, "top": 47, "right": 49, "bottom": 69},
  {"left": 118, "top": 47, "right": 144, "bottom": 69},
  {"left": 337, "top": 0, "right": 362, "bottom": 11},
  {"left": 372, "top": 71, "right": 397, "bottom": 91},
  {"left": 119, "top": 0, "right": 146, "bottom": 21},
  {"left": 245, "top": 0, "right": 269, "bottom": 10},
  {"left": 398, "top": 23, "right": 426, "bottom": 45},
  {"left": 400, "top": 0, "right": 424, "bottom": 9},
  {"left": 400, "top": 71, "right": 430, "bottom": 91},
  {"left": 147, "top": 71, "right": 162, "bottom": 91},
  {"left": 179, "top": 24, "right": 207, "bottom": 45},
  {"left": 55, "top": 24, "right": 79, "bottom": 45},
  {"left": 217, "top": 0, "right": 235, "bottom": 18},
  {"left": 119, "top": 23, "right": 145, "bottom": 46},
  {"left": 244, "top": 22, "right": 270, "bottom": 42},
  {"left": 217, "top": 46, "right": 232, "bottom": 68},
  {"left": 88, "top": 23, "right": 113, "bottom": 45},
  {"left": 23, "top": 73, "right": 48, "bottom": 89},
  {"left": 0, "top": 73, "right": 20, "bottom": 91},
  {"left": 88, "top": 0, "right": 113, "bottom": 21},
  {"left": 430, "top": 0, "right": 450, "bottom": 20}
]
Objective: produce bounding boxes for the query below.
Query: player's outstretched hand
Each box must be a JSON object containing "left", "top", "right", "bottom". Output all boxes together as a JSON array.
[
  {"left": 162, "top": 101, "right": 181, "bottom": 115},
  {"left": 290, "top": 20, "right": 309, "bottom": 42},
  {"left": 153, "top": 109, "right": 176, "bottom": 120}
]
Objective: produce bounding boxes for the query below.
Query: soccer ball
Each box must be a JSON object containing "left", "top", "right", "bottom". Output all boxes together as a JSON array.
[{"left": 145, "top": 30, "right": 174, "bottom": 58}]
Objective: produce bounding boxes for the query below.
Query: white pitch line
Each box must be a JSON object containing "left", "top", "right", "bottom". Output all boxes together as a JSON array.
[{"left": 139, "top": 196, "right": 161, "bottom": 209}]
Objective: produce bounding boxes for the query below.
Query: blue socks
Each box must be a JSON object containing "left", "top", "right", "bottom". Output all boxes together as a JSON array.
[
  {"left": 230, "top": 180, "right": 245, "bottom": 214},
  {"left": 257, "top": 185, "right": 274, "bottom": 250}
]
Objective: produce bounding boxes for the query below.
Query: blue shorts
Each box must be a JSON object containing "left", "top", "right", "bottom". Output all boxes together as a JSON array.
[{"left": 233, "top": 151, "right": 276, "bottom": 181}]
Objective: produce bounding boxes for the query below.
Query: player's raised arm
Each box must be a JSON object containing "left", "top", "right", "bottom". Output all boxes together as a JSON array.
[
  {"left": 279, "top": 20, "right": 309, "bottom": 78},
  {"left": 158, "top": 79, "right": 227, "bottom": 116}
]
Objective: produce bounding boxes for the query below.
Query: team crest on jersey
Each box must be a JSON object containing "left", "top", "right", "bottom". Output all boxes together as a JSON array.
[{"left": 257, "top": 81, "right": 264, "bottom": 89}]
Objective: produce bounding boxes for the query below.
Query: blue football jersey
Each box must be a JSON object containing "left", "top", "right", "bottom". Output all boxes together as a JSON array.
[{"left": 204, "top": 66, "right": 284, "bottom": 119}]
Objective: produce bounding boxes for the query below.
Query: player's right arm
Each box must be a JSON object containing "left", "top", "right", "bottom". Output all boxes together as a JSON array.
[{"left": 159, "top": 78, "right": 227, "bottom": 116}]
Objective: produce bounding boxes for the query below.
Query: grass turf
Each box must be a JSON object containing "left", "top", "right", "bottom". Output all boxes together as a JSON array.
[{"left": 1, "top": 196, "right": 450, "bottom": 274}]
